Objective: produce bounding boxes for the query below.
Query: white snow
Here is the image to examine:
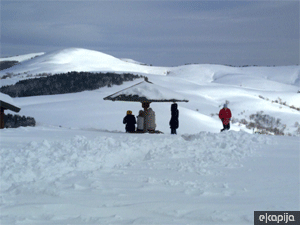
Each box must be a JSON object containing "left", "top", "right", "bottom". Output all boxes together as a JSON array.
[
  {"left": 120, "top": 58, "right": 147, "bottom": 65},
  {"left": 0, "top": 48, "right": 169, "bottom": 80},
  {"left": 0, "top": 48, "right": 299, "bottom": 224},
  {"left": 0, "top": 52, "right": 45, "bottom": 62},
  {"left": 0, "top": 93, "right": 20, "bottom": 110},
  {"left": 0, "top": 93, "right": 15, "bottom": 105},
  {"left": 107, "top": 80, "right": 189, "bottom": 102}
]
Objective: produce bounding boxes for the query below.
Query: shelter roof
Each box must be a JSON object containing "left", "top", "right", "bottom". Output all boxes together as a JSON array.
[
  {"left": 0, "top": 93, "right": 21, "bottom": 112},
  {"left": 103, "top": 79, "right": 188, "bottom": 103}
]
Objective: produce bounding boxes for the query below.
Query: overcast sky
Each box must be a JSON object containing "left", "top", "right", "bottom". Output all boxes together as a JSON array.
[{"left": 1, "top": 0, "right": 299, "bottom": 66}]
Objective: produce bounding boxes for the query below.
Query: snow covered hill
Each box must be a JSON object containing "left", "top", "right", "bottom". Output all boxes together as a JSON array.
[
  {"left": 0, "top": 48, "right": 299, "bottom": 224},
  {"left": 0, "top": 52, "right": 45, "bottom": 63},
  {"left": 1, "top": 48, "right": 299, "bottom": 88},
  {"left": 0, "top": 48, "right": 299, "bottom": 135},
  {"left": 0, "top": 48, "right": 169, "bottom": 80}
]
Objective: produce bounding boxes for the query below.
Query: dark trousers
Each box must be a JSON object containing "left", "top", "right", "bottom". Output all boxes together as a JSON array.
[
  {"left": 171, "top": 128, "right": 177, "bottom": 134},
  {"left": 221, "top": 123, "right": 230, "bottom": 132}
]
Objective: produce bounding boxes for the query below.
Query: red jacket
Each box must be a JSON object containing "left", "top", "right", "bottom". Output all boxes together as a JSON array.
[{"left": 219, "top": 108, "right": 232, "bottom": 125}]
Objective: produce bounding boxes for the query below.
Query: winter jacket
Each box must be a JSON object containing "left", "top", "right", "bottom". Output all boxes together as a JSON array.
[
  {"left": 136, "top": 115, "right": 144, "bottom": 131},
  {"left": 170, "top": 110, "right": 179, "bottom": 129},
  {"left": 145, "top": 108, "right": 156, "bottom": 131},
  {"left": 170, "top": 103, "right": 179, "bottom": 129},
  {"left": 219, "top": 108, "right": 232, "bottom": 125},
  {"left": 123, "top": 114, "right": 136, "bottom": 132}
]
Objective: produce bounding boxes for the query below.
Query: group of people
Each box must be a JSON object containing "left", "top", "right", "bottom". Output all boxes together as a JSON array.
[
  {"left": 123, "top": 107, "right": 156, "bottom": 133},
  {"left": 123, "top": 103, "right": 179, "bottom": 134},
  {"left": 123, "top": 102, "right": 232, "bottom": 134}
]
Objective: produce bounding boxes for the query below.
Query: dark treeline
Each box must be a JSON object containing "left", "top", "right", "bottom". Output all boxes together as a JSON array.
[
  {"left": 4, "top": 114, "right": 36, "bottom": 128},
  {"left": 0, "top": 61, "right": 19, "bottom": 71},
  {"left": 0, "top": 71, "right": 144, "bottom": 97}
]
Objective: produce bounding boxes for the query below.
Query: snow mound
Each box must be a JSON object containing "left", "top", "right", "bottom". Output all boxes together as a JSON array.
[{"left": 0, "top": 131, "right": 269, "bottom": 192}]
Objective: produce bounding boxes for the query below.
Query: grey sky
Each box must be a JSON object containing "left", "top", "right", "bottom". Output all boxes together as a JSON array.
[{"left": 1, "top": 0, "right": 299, "bottom": 66}]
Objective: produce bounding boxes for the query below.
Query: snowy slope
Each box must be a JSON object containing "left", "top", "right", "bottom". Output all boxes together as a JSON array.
[
  {"left": 0, "top": 48, "right": 299, "bottom": 135},
  {"left": 0, "top": 48, "right": 299, "bottom": 224},
  {"left": 169, "top": 64, "right": 300, "bottom": 91},
  {"left": 0, "top": 52, "right": 45, "bottom": 62},
  {"left": 1, "top": 48, "right": 299, "bottom": 88},
  {"left": 0, "top": 126, "right": 299, "bottom": 224},
  {"left": 0, "top": 48, "right": 169, "bottom": 79}
]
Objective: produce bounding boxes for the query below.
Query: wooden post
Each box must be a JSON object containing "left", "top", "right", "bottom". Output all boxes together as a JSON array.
[{"left": 0, "top": 107, "right": 5, "bottom": 129}]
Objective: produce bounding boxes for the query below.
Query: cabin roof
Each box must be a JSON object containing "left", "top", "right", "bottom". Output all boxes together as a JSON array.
[
  {"left": 0, "top": 93, "right": 21, "bottom": 112},
  {"left": 0, "top": 100, "right": 21, "bottom": 112},
  {"left": 103, "top": 79, "right": 188, "bottom": 103}
]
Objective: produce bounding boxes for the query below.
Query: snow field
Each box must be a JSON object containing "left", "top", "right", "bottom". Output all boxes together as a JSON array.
[
  {"left": 0, "top": 128, "right": 275, "bottom": 224},
  {"left": 1, "top": 131, "right": 267, "bottom": 191}
]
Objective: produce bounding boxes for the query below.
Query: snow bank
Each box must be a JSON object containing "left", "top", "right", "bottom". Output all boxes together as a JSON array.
[
  {"left": 1, "top": 125, "right": 298, "bottom": 225},
  {"left": 0, "top": 130, "right": 268, "bottom": 192}
]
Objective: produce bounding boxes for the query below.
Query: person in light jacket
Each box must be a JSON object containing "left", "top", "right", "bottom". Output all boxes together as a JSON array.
[
  {"left": 145, "top": 108, "right": 156, "bottom": 132},
  {"left": 136, "top": 110, "right": 145, "bottom": 132}
]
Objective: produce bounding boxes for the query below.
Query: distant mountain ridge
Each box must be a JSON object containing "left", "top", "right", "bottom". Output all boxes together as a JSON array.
[
  {"left": 0, "top": 52, "right": 44, "bottom": 63},
  {"left": 0, "top": 48, "right": 168, "bottom": 78},
  {"left": 0, "top": 48, "right": 299, "bottom": 90}
]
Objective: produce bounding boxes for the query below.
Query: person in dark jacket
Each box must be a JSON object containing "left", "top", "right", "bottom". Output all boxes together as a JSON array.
[
  {"left": 219, "top": 104, "right": 232, "bottom": 132},
  {"left": 169, "top": 103, "right": 179, "bottom": 134},
  {"left": 123, "top": 110, "right": 136, "bottom": 133}
]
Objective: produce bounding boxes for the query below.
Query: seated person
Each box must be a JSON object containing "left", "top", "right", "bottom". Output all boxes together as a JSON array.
[
  {"left": 136, "top": 110, "right": 145, "bottom": 132},
  {"left": 123, "top": 110, "right": 136, "bottom": 133},
  {"left": 145, "top": 108, "right": 156, "bottom": 132}
]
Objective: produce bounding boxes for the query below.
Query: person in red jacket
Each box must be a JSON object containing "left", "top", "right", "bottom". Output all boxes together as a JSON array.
[{"left": 219, "top": 104, "right": 232, "bottom": 132}]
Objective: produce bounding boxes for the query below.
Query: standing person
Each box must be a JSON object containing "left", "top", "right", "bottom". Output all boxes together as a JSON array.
[
  {"left": 145, "top": 108, "right": 156, "bottom": 132},
  {"left": 169, "top": 103, "right": 179, "bottom": 134},
  {"left": 123, "top": 110, "right": 136, "bottom": 133},
  {"left": 136, "top": 110, "right": 145, "bottom": 132},
  {"left": 219, "top": 104, "right": 232, "bottom": 132}
]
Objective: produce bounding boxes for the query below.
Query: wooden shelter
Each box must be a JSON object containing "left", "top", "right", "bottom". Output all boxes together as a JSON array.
[
  {"left": 103, "top": 78, "right": 188, "bottom": 132},
  {"left": 0, "top": 96, "right": 21, "bottom": 129},
  {"left": 104, "top": 77, "right": 189, "bottom": 103}
]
